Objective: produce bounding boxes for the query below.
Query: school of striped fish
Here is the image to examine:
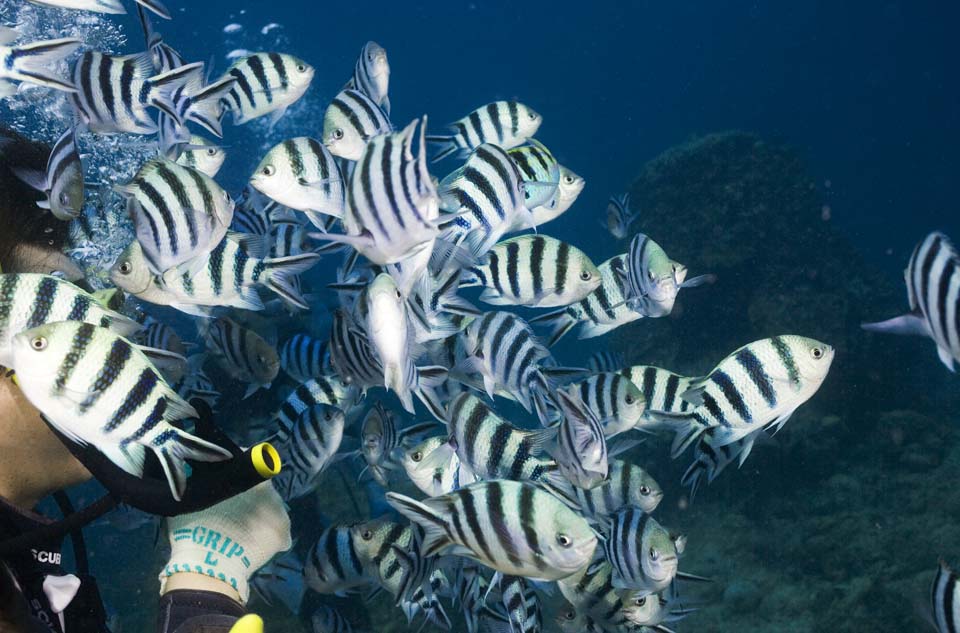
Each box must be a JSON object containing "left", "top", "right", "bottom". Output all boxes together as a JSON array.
[{"left": 0, "top": 1, "right": 957, "bottom": 631}]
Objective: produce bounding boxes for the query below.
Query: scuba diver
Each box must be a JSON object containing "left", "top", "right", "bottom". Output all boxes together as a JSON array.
[{"left": 0, "top": 128, "right": 291, "bottom": 633}]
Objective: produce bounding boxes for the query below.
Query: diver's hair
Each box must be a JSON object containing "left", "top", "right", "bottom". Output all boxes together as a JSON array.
[{"left": 0, "top": 127, "right": 71, "bottom": 273}]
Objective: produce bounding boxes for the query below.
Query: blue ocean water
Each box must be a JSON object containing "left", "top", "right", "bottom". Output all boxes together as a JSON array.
[{"left": 1, "top": 2, "right": 959, "bottom": 632}]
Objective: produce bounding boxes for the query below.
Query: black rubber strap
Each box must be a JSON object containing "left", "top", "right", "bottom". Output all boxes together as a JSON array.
[{"left": 156, "top": 589, "right": 244, "bottom": 633}]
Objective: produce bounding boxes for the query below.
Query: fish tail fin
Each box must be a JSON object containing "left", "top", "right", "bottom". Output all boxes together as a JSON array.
[
  {"left": 529, "top": 308, "right": 577, "bottom": 346},
  {"left": 263, "top": 253, "right": 322, "bottom": 309},
  {"left": 385, "top": 492, "right": 451, "bottom": 557},
  {"left": 425, "top": 135, "right": 458, "bottom": 163},
  {"left": 152, "top": 428, "right": 231, "bottom": 501},
  {"left": 147, "top": 61, "right": 204, "bottom": 125},
  {"left": 861, "top": 312, "right": 930, "bottom": 337},
  {"left": 185, "top": 75, "right": 237, "bottom": 138},
  {"left": 680, "top": 457, "right": 707, "bottom": 504},
  {"left": 653, "top": 412, "right": 708, "bottom": 458},
  {"left": 9, "top": 38, "right": 81, "bottom": 93}
]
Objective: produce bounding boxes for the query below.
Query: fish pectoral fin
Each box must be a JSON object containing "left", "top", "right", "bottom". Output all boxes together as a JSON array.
[
  {"left": 678, "top": 381, "right": 707, "bottom": 406},
  {"left": 861, "top": 312, "right": 930, "bottom": 337},
  {"left": 136, "top": 345, "right": 187, "bottom": 375}
]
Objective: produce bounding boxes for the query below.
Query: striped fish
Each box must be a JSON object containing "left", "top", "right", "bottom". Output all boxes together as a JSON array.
[
  {"left": 110, "top": 235, "right": 318, "bottom": 315},
  {"left": 360, "top": 404, "right": 435, "bottom": 487},
  {"left": 555, "top": 608, "right": 609, "bottom": 633},
  {"left": 272, "top": 404, "right": 345, "bottom": 500},
  {"left": 574, "top": 459, "right": 663, "bottom": 519},
  {"left": 621, "top": 591, "right": 696, "bottom": 630},
  {"left": 652, "top": 335, "right": 834, "bottom": 457},
  {"left": 680, "top": 428, "right": 756, "bottom": 502},
  {"left": 426, "top": 101, "right": 542, "bottom": 162},
  {"left": 9, "top": 126, "right": 83, "bottom": 221},
  {"left": 231, "top": 187, "right": 274, "bottom": 238},
  {"left": 202, "top": 317, "right": 279, "bottom": 398},
  {"left": 250, "top": 136, "right": 345, "bottom": 226},
  {"left": 556, "top": 561, "right": 633, "bottom": 628},
  {"left": 137, "top": 4, "right": 182, "bottom": 73},
  {"left": 624, "top": 233, "right": 714, "bottom": 318},
  {"left": 349, "top": 519, "right": 436, "bottom": 615},
  {"left": 135, "top": 318, "right": 186, "bottom": 357},
  {"left": 386, "top": 479, "right": 598, "bottom": 581},
  {"left": 0, "top": 273, "right": 139, "bottom": 369},
  {"left": 438, "top": 143, "right": 532, "bottom": 259},
  {"left": 499, "top": 575, "right": 541, "bottom": 633},
  {"left": 462, "top": 235, "right": 601, "bottom": 308},
  {"left": 345, "top": 41, "right": 390, "bottom": 115},
  {"left": 602, "top": 507, "right": 678, "bottom": 593},
  {"left": 863, "top": 231, "right": 960, "bottom": 372},
  {"left": 530, "top": 255, "right": 642, "bottom": 347},
  {"left": 604, "top": 193, "right": 638, "bottom": 239},
  {"left": 159, "top": 65, "right": 238, "bottom": 141},
  {"left": 587, "top": 350, "right": 624, "bottom": 373},
  {"left": 313, "top": 118, "right": 440, "bottom": 283},
  {"left": 31, "top": 0, "right": 171, "bottom": 19},
  {"left": 569, "top": 372, "right": 646, "bottom": 437},
  {"left": 269, "top": 222, "right": 312, "bottom": 258},
  {"left": 933, "top": 560, "right": 960, "bottom": 633},
  {"left": 401, "top": 434, "right": 478, "bottom": 497},
  {"left": 329, "top": 308, "right": 384, "bottom": 392},
  {"left": 279, "top": 333, "right": 332, "bottom": 382},
  {"left": 408, "top": 266, "right": 480, "bottom": 344},
  {"left": 70, "top": 52, "right": 201, "bottom": 135},
  {"left": 304, "top": 524, "right": 372, "bottom": 596},
  {"left": 274, "top": 375, "right": 358, "bottom": 438},
  {"left": 619, "top": 365, "right": 696, "bottom": 426},
  {"left": 115, "top": 158, "right": 234, "bottom": 274},
  {"left": 531, "top": 165, "right": 585, "bottom": 226},
  {"left": 554, "top": 389, "right": 608, "bottom": 490},
  {"left": 508, "top": 140, "right": 560, "bottom": 210},
  {"left": 311, "top": 606, "right": 356, "bottom": 633},
  {"left": 11, "top": 321, "right": 230, "bottom": 500},
  {"left": 175, "top": 136, "right": 227, "bottom": 177},
  {"left": 219, "top": 53, "right": 314, "bottom": 126},
  {"left": 323, "top": 88, "right": 392, "bottom": 161},
  {"left": 359, "top": 273, "right": 447, "bottom": 418},
  {"left": 0, "top": 27, "right": 79, "bottom": 97}
]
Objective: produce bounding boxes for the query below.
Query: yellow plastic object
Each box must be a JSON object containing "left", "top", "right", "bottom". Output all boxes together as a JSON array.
[
  {"left": 229, "top": 614, "right": 263, "bottom": 633},
  {"left": 251, "top": 442, "right": 281, "bottom": 479}
]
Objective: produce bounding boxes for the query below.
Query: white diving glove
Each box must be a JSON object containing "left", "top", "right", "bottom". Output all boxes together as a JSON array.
[{"left": 159, "top": 481, "right": 292, "bottom": 604}]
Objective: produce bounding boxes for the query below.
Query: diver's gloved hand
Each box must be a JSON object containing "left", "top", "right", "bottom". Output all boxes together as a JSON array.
[{"left": 158, "top": 481, "right": 291, "bottom": 604}]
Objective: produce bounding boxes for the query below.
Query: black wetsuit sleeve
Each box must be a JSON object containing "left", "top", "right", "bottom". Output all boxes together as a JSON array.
[{"left": 156, "top": 589, "right": 245, "bottom": 633}]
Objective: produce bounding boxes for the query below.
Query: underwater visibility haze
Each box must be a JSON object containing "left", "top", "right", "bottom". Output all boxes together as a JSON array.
[{"left": 0, "top": 1, "right": 958, "bottom": 632}]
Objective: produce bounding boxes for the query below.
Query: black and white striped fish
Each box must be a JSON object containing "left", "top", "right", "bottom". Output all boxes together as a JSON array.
[
  {"left": 230, "top": 187, "right": 288, "bottom": 243},
  {"left": 273, "top": 375, "right": 358, "bottom": 438},
  {"left": 304, "top": 524, "right": 372, "bottom": 596},
  {"left": 136, "top": 317, "right": 186, "bottom": 357},
  {"left": 360, "top": 404, "right": 436, "bottom": 487},
  {"left": 9, "top": 126, "right": 83, "bottom": 221},
  {"left": 269, "top": 222, "right": 312, "bottom": 259},
  {"left": 620, "top": 590, "right": 696, "bottom": 630},
  {"left": 569, "top": 372, "right": 646, "bottom": 437},
  {"left": 175, "top": 136, "right": 226, "bottom": 177},
  {"left": 461, "top": 235, "right": 601, "bottom": 308},
  {"left": 458, "top": 311, "right": 583, "bottom": 425},
  {"left": 863, "top": 231, "right": 960, "bottom": 372},
  {"left": 329, "top": 308, "right": 384, "bottom": 392},
  {"left": 426, "top": 101, "right": 542, "bottom": 162},
  {"left": 202, "top": 317, "right": 279, "bottom": 398},
  {"left": 530, "top": 165, "right": 585, "bottom": 226},
  {"left": 0, "top": 27, "right": 79, "bottom": 97},
  {"left": 159, "top": 65, "right": 238, "bottom": 141},
  {"left": 272, "top": 404, "right": 345, "bottom": 500},
  {"left": 933, "top": 560, "right": 960, "bottom": 633},
  {"left": 110, "top": 235, "right": 318, "bottom": 316},
  {"left": 115, "top": 157, "right": 234, "bottom": 274},
  {"left": 251, "top": 137, "right": 345, "bottom": 228},
  {"left": 11, "top": 321, "right": 230, "bottom": 500},
  {"left": 680, "top": 428, "right": 756, "bottom": 502},
  {"left": 587, "top": 350, "right": 624, "bottom": 373},
  {"left": 0, "top": 273, "right": 140, "bottom": 369},
  {"left": 554, "top": 389, "right": 609, "bottom": 490},
  {"left": 651, "top": 335, "right": 834, "bottom": 457},
  {"left": 498, "top": 575, "right": 541, "bottom": 633},
  {"left": 603, "top": 507, "right": 678, "bottom": 593},
  {"left": 323, "top": 88, "right": 392, "bottom": 161},
  {"left": 70, "top": 52, "right": 201, "bottom": 135},
  {"left": 624, "top": 233, "right": 715, "bottom": 318},
  {"left": 574, "top": 459, "right": 663, "bottom": 519},
  {"left": 438, "top": 143, "right": 532, "bottom": 259},
  {"left": 386, "top": 479, "right": 598, "bottom": 581},
  {"left": 556, "top": 560, "right": 632, "bottom": 628},
  {"left": 345, "top": 41, "right": 390, "bottom": 115},
  {"left": 619, "top": 365, "right": 696, "bottom": 426},
  {"left": 604, "top": 193, "right": 638, "bottom": 239},
  {"left": 219, "top": 52, "right": 314, "bottom": 126},
  {"left": 531, "top": 255, "right": 642, "bottom": 347},
  {"left": 508, "top": 139, "right": 560, "bottom": 210},
  {"left": 137, "top": 4, "right": 182, "bottom": 73},
  {"left": 279, "top": 333, "right": 332, "bottom": 382},
  {"left": 408, "top": 266, "right": 480, "bottom": 343},
  {"left": 401, "top": 434, "right": 478, "bottom": 497}
]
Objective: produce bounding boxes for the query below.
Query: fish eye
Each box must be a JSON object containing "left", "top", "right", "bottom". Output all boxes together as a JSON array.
[
  {"left": 647, "top": 269, "right": 656, "bottom": 281},
  {"left": 639, "top": 485, "right": 650, "bottom": 495},
  {"left": 811, "top": 347, "right": 824, "bottom": 359},
  {"left": 564, "top": 175, "right": 574, "bottom": 185},
  {"left": 579, "top": 270, "right": 592, "bottom": 281},
  {"left": 207, "top": 148, "right": 218, "bottom": 156},
  {"left": 361, "top": 529, "right": 373, "bottom": 540},
  {"left": 624, "top": 394, "right": 634, "bottom": 405},
  {"left": 528, "top": 112, "right": 538, "bottom": 120},
  {"left": 297, "top": 64, "right": 307, "bottom": 73},
  {"left": 633, "top": 596, "right": 647, "bottom": 607},
  {"left": 261, "top": 164, "right": 276, "bottom": 177},
  {"left": 333, "top": 128, "right": 345, "bottom": 140},
  {"left": 562, "top": 610, "right": 576, "bottom": 621},
  {"left": 257, "top": 355, "right": 266, "bottom": 364},
  {"left": 59, "top": 192, "right": 70, "bottom": 205},
  {"left": 30, "top": 336, "right": 47, "bottom": 351},
  {"left": 556, "top": 533, "right": 572, "bottom": 548},
  {"left": 395, "top": 289, "right": 402, "bottom": 299},
  {"left": 649, "top": 547, "right": 659, "bottom": 561},
  {"left": 411, "top": 451, "right": 422, "bottom": 462},
  {"left": 118, "top": 261, "right": 132, "bottom": 275},
  {"left": 367, "top": 53, "right": 374, "bottom": 62}
]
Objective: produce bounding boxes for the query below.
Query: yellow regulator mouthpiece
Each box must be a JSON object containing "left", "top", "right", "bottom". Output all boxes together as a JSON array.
[
  {"left": 229, "top": 614, "right": 263, "bottom": 633},
  {"left": 251, "top": 442, "right": 281, "bottom": 479}
]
